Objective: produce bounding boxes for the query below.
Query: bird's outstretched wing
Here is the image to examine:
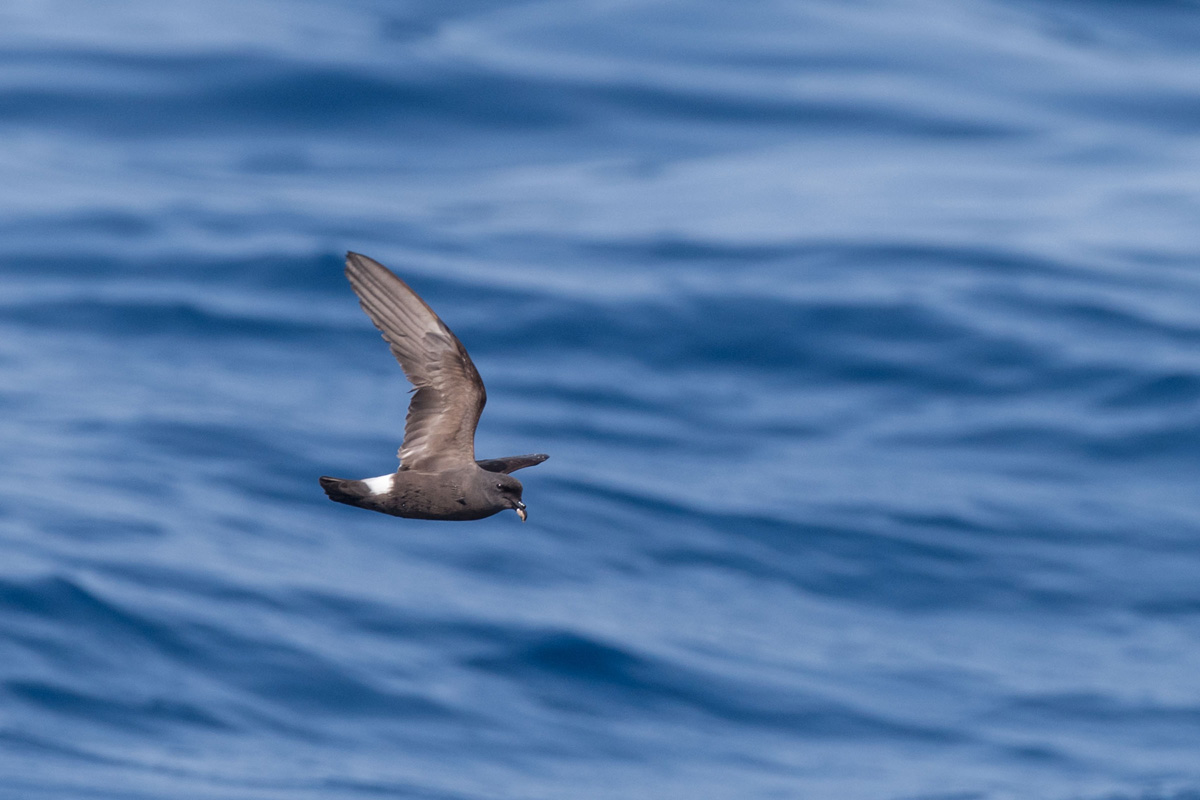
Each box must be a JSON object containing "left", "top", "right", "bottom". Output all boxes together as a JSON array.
[
  {"left": 476, "top": 453, "right": 549, "bottom": 474},
  {"left": 345, "top": 252, "right": 485, "bottom": 472}
]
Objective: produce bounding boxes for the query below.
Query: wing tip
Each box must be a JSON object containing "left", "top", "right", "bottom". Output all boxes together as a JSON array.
[
  {"left": 345, "top": 251, "right": 378, "bottom": 276},
  {"left": 476, "top": 453, "right": 550, "bottom": 474}
]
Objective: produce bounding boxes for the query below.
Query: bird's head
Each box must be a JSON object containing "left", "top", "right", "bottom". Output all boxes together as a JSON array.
[{"left": 490, "top": 474, "right": 527, "bottom": 521}]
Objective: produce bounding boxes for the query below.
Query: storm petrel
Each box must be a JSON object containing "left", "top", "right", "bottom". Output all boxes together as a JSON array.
[{"left": 319, "top": 252, "right": 547, "bottom": 521}]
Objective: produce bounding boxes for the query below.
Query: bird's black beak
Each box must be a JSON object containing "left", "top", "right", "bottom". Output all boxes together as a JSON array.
[{"left": 514, "top": 500, "right": 527, "bottom": 522}]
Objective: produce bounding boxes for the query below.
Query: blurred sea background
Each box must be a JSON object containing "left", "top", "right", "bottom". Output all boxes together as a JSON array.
[{"left": 3, "top": 1, "right": 1200, "bottom": 798}]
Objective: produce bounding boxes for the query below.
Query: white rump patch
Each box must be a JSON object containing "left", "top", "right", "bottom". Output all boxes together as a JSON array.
[{"left": 362, "top": 473, "right": 395, "bottom": 496}]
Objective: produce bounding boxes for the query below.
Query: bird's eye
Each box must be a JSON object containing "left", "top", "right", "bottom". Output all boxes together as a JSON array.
[{"left": 496, "top": 483, "right": 504, "bottom": 491}]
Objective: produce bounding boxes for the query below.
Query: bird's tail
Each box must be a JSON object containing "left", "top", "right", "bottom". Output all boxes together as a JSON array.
[{"left": 319, "top": 476, "right": 369, "bottom": 506}]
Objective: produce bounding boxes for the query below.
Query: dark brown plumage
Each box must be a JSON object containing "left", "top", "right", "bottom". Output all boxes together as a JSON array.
[{"left": 319, "top": 252, "right": 547, "bottom": 521}]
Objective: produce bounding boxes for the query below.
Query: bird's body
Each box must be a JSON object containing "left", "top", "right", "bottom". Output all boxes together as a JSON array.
[
  {"left": 320, "top": 456, "right": 547, "bottom": 520},
  {"left": 320, "top": 467, "right": 512, "bottom": 521},
  {"left": 319, "top": 253, "right": 547, "bottom": 521}
]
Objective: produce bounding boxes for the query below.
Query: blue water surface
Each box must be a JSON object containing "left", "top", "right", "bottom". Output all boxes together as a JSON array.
[{"left": 3, "top": 1, "right": 1200, "bottom": 798}]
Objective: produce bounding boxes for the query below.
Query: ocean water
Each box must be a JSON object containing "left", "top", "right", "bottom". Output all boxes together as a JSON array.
[{"left": 3, "top": 1, "right": 1200, "bottom": 798}]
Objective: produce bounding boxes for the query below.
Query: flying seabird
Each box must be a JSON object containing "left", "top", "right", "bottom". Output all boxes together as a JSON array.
[{"left": 319, "top": 252, "right": 547, "bottom": 521}]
